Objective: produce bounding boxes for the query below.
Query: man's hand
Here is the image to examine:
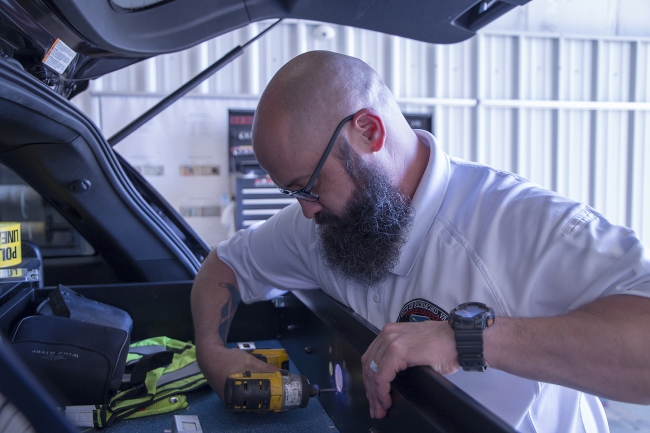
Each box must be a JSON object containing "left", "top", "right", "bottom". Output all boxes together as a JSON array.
[
  {"left": 361, "top": 320, "right": 459, "bottom": 419},
  {"left": 195, "top": 342, "right": 278, "bottom": 401}
]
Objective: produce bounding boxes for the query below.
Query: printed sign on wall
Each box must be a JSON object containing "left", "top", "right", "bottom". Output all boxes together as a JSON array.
[{"left": 99, "top": 95, "right": 257, "bottom": 247}]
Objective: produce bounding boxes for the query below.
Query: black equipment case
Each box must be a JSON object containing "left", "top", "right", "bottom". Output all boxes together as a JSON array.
[{"left": 10, "top": 285, "right": 132, "bottom": 405}]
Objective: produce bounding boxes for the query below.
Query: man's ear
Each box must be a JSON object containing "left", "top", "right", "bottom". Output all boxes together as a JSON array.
[{"left": 350, "top": 109, "right": 385, "bottom": 154}]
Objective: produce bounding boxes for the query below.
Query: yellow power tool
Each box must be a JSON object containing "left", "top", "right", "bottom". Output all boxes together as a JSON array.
[
  {"left": 224, "top": 369, "right": 335, "bottom": 413},
  {"left": 225, "top": 344, "right": 335, "bottom": 413}
]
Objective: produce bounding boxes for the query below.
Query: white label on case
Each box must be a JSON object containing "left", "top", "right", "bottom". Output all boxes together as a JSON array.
[{"left": 42, "top": 38, "right": 76, "bottom": 74}]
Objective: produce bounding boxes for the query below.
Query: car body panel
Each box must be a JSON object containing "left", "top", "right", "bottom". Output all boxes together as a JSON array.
[{"left": 0, "top": 56, "right": 205, "bottom": 284}]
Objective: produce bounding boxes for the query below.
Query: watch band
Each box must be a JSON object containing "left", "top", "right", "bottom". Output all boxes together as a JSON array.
[
  {"left": 454, "top": 329, "right": 487, "bottom": 372},
  {"left": 449, "top": 302, "right": 495, "bottom": 372}
]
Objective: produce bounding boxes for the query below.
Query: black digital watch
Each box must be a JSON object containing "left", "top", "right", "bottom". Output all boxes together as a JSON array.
[{"left": 448, "top": 302, "right": 495, "bottom": 372}]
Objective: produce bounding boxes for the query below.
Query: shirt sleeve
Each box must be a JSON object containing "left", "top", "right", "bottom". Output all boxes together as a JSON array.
[
  {"left": 559, "top": 206, "right": 650, "bottom": 310},
  {"left": 480, "top": 187, "right": 650, "bottom": 316},
  {"left": 216, "top": 202, "right": 322, "bottom": 304}
]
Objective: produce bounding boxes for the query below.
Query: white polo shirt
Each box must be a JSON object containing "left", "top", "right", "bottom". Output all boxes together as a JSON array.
[{"left": 218, "top": 130, "right": 650, "bottom": 432}]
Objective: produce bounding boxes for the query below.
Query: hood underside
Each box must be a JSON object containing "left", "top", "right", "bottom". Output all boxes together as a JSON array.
[{"left": 0, "top": 0, "right": 530, "bottom": 97}]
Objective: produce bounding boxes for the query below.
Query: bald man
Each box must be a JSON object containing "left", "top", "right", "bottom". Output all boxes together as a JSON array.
[{"left": 191, "top": 51, "right": 650, "bottom": 432}]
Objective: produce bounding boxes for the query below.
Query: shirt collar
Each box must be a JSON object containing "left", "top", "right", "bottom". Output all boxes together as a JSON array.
[{"left": 391, "top": 130, "right": 450, "bottom": 276}]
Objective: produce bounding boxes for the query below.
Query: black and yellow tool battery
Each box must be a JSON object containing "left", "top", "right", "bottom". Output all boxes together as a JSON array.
[{"left": 237, "top": 342, "right": 289, "bottom": 370}]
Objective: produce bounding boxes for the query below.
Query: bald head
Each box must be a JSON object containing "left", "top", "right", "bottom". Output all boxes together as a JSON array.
[
  {"left": 252, "top": 51, "right": 404, "bottom": 185},
  {"left": 257, "top": 51, "right": 392, "bottom": 132}
]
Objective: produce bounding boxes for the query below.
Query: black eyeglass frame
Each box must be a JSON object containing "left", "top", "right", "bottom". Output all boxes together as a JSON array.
[{"left": 278, "top": 114, "right": 354, "bottom": 202}]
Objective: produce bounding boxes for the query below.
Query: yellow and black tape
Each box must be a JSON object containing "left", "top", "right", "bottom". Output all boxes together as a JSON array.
[{"left": 0, "top": 223, "right": 21, "bottom": 268}]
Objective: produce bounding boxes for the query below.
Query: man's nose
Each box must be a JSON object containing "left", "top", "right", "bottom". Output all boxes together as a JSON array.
[{"left": 298, "top": 199, "right": 323, "bottom": 219}]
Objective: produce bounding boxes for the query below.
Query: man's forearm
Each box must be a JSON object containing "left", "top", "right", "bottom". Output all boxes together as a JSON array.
[
  {"left": 191, "top": 249, "right": 278, "bottom": 401},
  {"left": 484, "top": 294, "right": 650, "bottom": 403},
  {"left": 191, "top": 249, "right": 241, "bottom": 396}
]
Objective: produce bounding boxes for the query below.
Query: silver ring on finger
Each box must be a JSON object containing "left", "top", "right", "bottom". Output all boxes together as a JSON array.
[{"left": 369, "top": 360, "right": 378, "bottom": 373}]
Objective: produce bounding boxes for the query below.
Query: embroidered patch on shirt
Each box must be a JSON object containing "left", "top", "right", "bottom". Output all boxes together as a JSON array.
[
  {"left": 562, "top": 207, "right": 596, "bottom": 237},
  {"left": 397, "top": 298, "right": 449, "bottom": 322}
]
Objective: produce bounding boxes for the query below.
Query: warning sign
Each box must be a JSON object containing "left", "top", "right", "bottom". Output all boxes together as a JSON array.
[
  {"left": 0, "top": 223, "right": 21, "bottom": 268},
  {"left": 42, "top": 38, "right": 76, "bottom": 75}
]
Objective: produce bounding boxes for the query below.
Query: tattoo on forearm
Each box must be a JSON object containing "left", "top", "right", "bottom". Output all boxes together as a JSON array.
[{"left": 218, "top": 282, "right": 241, "bottom": 344}]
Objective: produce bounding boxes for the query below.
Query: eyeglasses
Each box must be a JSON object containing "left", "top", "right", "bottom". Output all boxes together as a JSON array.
[{"left": 278, "top": 114, "right": 354, "bottom": 202}]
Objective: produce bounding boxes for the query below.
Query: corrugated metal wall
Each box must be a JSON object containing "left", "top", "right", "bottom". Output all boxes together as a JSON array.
[{"left": 79, "top": 18, "right": 650, "bottom": 246}]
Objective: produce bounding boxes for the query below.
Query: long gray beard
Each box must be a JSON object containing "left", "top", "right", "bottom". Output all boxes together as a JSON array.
[{"left": 316, "top": 141, "right": 414, "bottom": 287}]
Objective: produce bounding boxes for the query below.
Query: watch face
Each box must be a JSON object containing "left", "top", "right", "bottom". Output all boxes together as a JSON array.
[{"left": 455, "top": 305, "right": 486, "bottom": 318}]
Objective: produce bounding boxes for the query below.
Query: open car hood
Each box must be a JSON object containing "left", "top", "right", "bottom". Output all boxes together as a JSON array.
[
  {"left": 0, "top": 56, "right": 208, "bottom": 281},
  {"left": 0, "top": 0, "right": 530, "bottom": 97}
]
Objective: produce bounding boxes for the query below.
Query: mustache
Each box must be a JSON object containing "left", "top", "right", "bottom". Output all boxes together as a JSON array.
[{"left": 314, "top": 209, "right": 343, "bottom": 226}]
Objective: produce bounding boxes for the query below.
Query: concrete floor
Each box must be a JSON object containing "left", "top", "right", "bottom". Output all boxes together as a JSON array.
[{"left": 603, "top": 400, "right": 650, "bottom": 432}]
